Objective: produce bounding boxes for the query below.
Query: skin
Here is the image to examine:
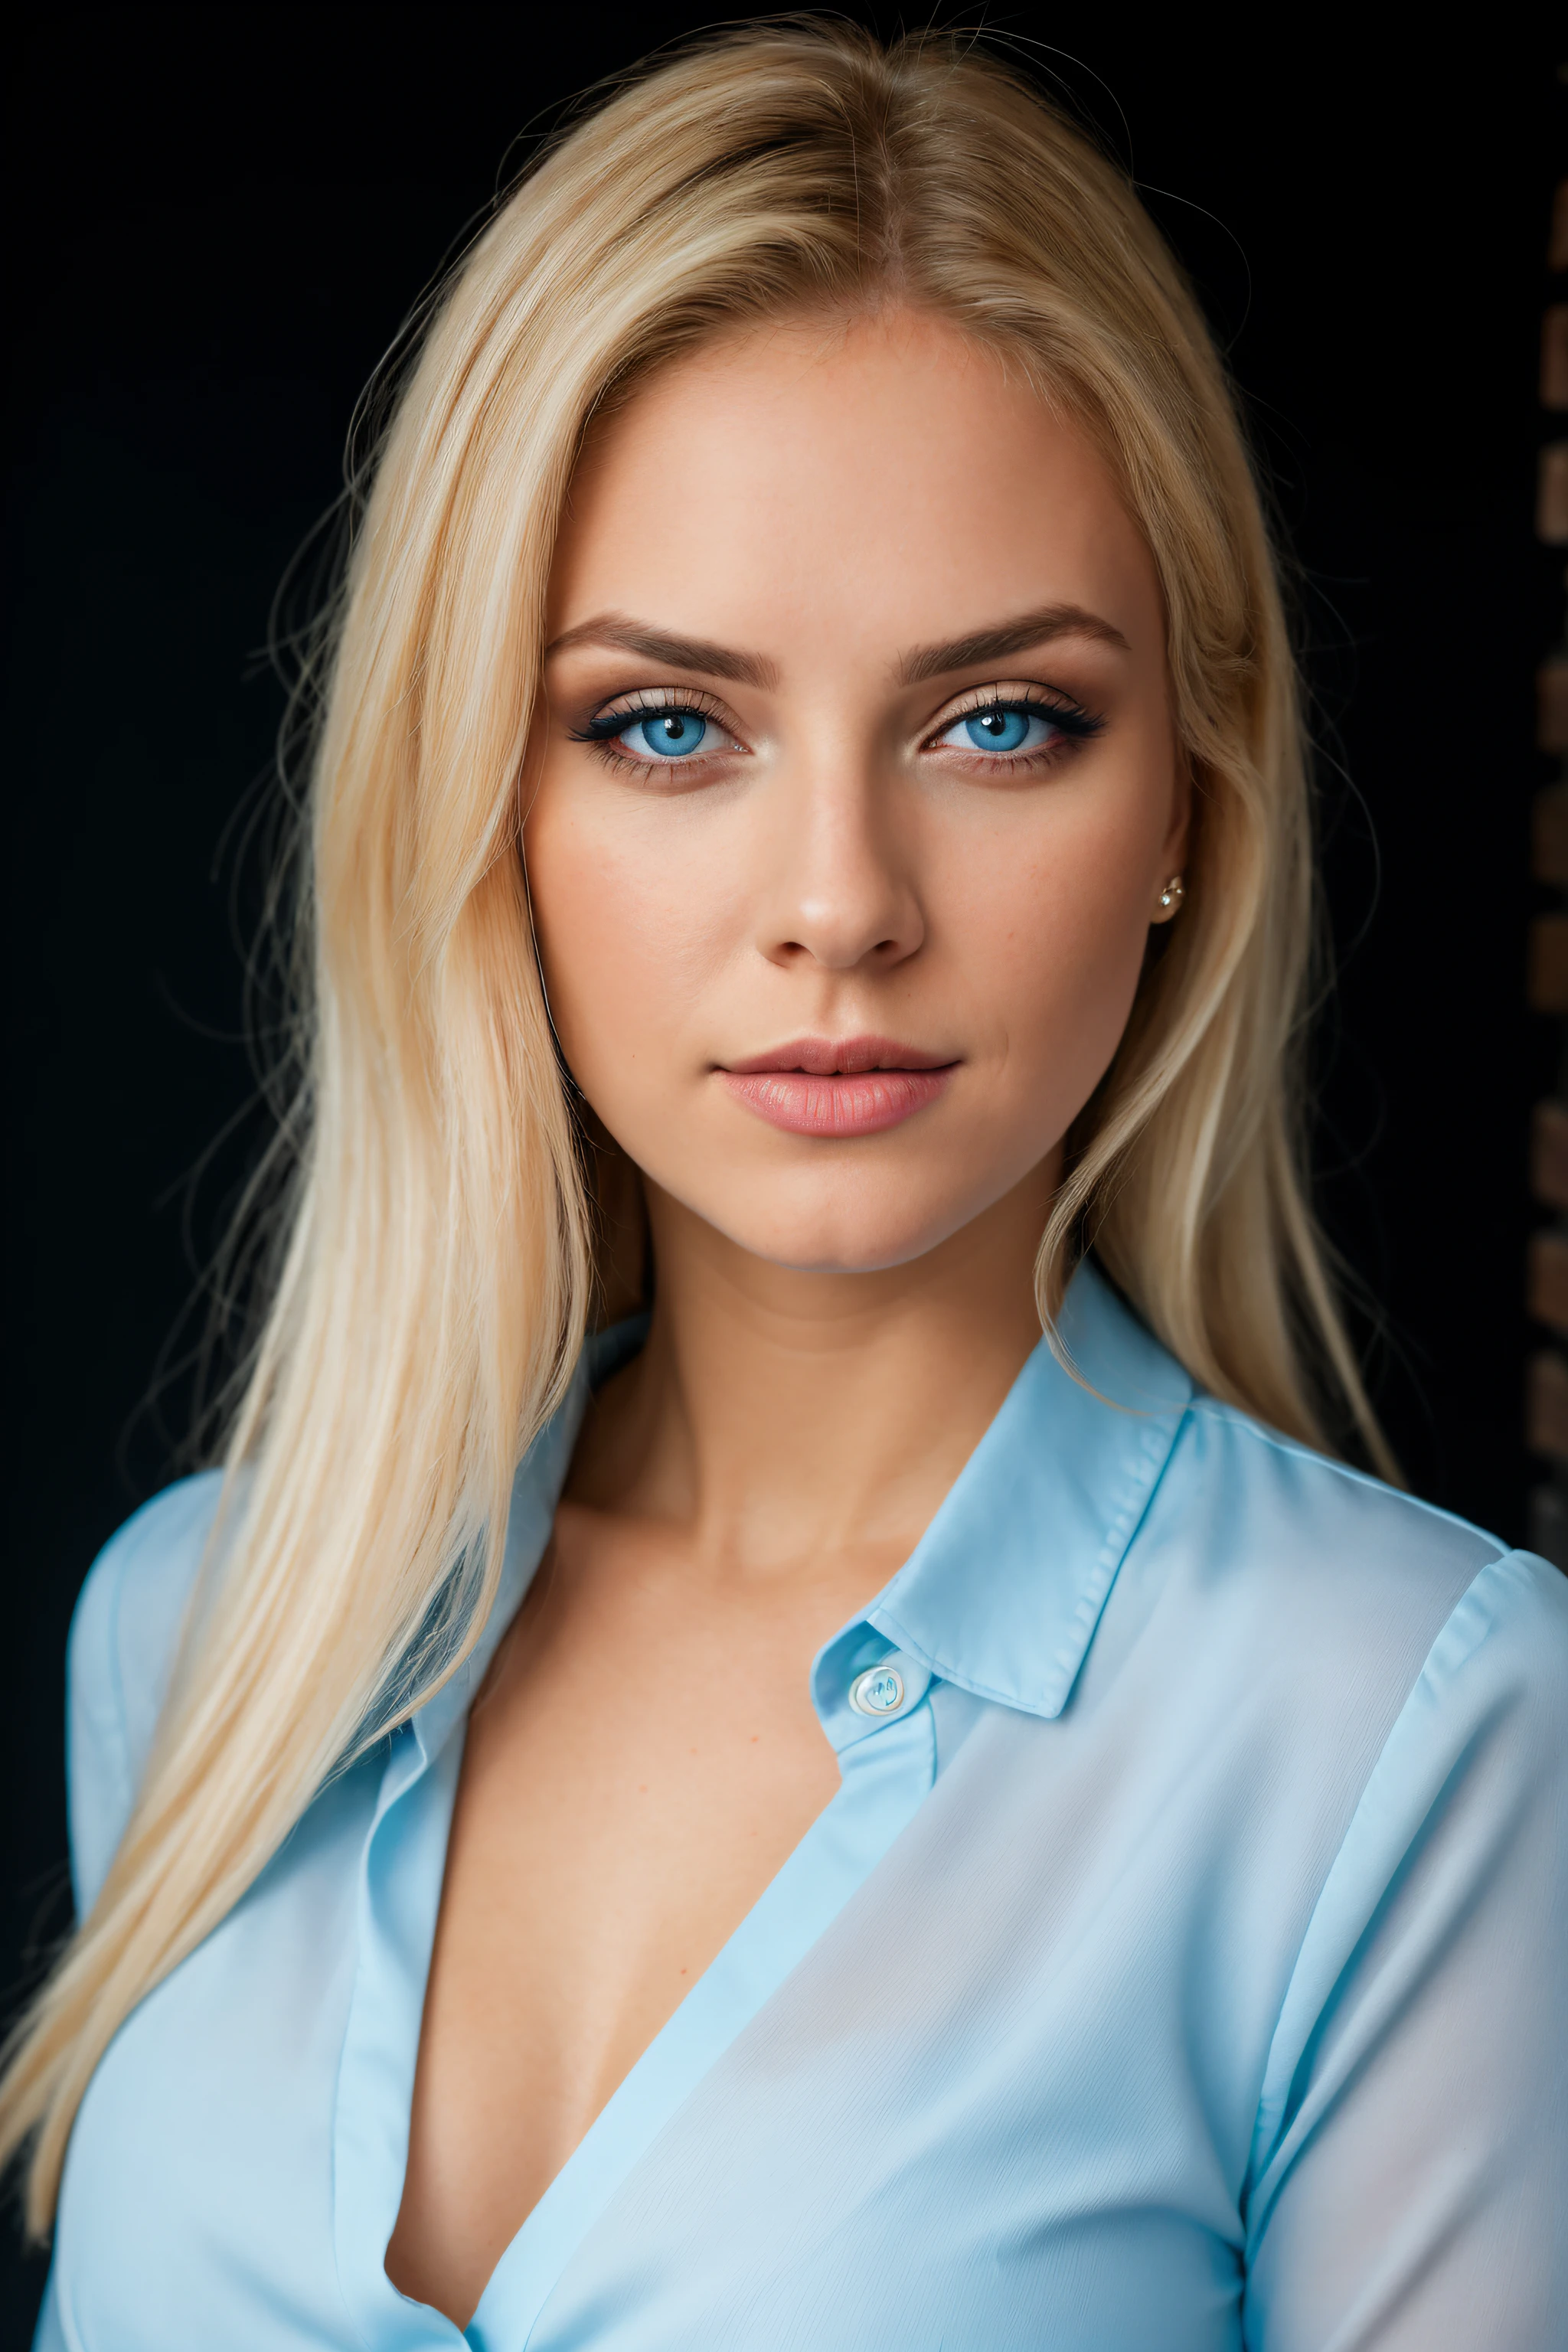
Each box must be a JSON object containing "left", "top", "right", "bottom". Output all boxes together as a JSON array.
[{"left": 385, "top": 309, "right": 1188, "bottom": 2323}]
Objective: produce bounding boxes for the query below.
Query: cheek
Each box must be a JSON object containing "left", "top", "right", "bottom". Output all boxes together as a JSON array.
[
  {"left": 952, "top": 802, "right": 1158, "bottom": 1092},
  {"left": 524, "top": 785, "right": 733, "bottom": 1082}
]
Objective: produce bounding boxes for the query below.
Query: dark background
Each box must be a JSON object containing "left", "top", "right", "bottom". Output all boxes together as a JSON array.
[{"left": 3, "top": 5, "right": 1563, "bottom": 2334}]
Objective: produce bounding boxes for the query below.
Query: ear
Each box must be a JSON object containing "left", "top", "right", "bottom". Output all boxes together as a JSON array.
[{"left": 1149, "top": 746, "right": 1194, "bottom": 925}]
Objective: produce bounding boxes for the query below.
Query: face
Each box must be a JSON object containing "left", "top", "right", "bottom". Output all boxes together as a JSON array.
[{"left": 524, "top": 309, "right": 1187, "bottom": 1275}]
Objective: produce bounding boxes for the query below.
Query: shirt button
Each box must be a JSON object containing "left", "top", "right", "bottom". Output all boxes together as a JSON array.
[{"left": 848, "top": 1662, "right": 907, "bottom": 1717}]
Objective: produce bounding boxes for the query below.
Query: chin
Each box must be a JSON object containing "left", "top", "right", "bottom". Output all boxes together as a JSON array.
[{"left": 702, "top": 1185, "right": 979, "bottom": 1276}]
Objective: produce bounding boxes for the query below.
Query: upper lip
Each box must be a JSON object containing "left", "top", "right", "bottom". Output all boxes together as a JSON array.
[{"left": 720, "top": 1035, "right": 957, "bottom": 1076}]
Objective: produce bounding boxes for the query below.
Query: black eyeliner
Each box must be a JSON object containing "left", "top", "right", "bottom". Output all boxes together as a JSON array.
[
  {"left": 933, "top": 688, "right": 1106, "bottom": 746},
  {"left": 568, "top": 692, "right": 721, "bottom": 745},
  {"left": 971, "top": 692, "right": 1105, "bottom": 737}
]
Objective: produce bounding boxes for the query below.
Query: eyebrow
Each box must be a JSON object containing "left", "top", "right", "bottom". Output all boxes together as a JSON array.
[
  {"left": 544, "top": 599, "right": 1131, "bottom": 694},
  {"left": 544, "top": 612, "right": 779, "bottom": 688},
  {"left": 897, "top": 603, "right": 1132, "bottom": 684}
]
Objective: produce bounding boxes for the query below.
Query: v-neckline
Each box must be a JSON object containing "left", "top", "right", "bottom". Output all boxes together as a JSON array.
[
  {"left": 328, "top": 1274, "right": 1180, "bottom": 2347},
  {"left": 331, "top": 1668, "right": 936, "bottom": 2350},
  {"left": 470, "top": 1695, "right": 933, "bottom": 2345}
]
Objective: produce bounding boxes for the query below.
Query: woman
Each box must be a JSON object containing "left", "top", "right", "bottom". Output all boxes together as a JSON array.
[{"left": 4, "top": 21, "right": 1563, "bottom": 2349}]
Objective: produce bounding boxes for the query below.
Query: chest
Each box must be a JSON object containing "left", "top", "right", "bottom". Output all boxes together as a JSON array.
[
  {"left": 423, "top": 1609, "right": 843, "bottom": 2044},
  {"left": 48, "top": 1690, "right": 1322, "bottom": 2352},
  {"left": 386, "top": 1527, "right": 851, "bottom": 2318}
]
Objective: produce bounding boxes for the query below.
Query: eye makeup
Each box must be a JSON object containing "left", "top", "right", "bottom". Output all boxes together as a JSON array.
[
  {"left": 920, "top": 681, "right": 1105, "bottom": 773},
  {"left": 564, "top": 674, "right": 1106, "bottom": 781},
  {"left": 568, "top": 685, "right": 745, "bottom": 777}
]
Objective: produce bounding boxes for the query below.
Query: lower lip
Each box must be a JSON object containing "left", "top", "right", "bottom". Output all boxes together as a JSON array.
[{"left": 717, "top": 1067, "right": 955, "bottom": 1138}]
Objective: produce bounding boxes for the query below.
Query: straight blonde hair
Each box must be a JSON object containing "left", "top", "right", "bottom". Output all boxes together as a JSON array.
[{"left": 0, "top": 19, "right": 1390, "bottom": 2231}]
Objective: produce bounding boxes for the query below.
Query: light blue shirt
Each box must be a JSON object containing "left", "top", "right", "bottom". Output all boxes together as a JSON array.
[{"left": 36, "top": 1264, "right": 1568, "bottom": 2349}]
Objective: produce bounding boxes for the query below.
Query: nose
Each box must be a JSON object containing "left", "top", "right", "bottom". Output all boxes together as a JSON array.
[{"left": 757, "top": 760, "right": 925, "bottom": 974}]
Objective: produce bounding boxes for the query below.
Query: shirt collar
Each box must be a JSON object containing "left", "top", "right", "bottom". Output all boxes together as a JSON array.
[
  {"left": 413, "top": 1266, "right": 1190, "bottom": 1766},
  {"left": 850, "top": 1259, "right": 1192, "bottom": 1722}
]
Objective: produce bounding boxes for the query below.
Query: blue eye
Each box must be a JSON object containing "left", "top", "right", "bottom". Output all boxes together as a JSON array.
[
  {"left": 938, "top": 704, "right": 1060, "bottom": 756},
  {"left": 617, "top": 708, "right": 711, "bottom": 760}
]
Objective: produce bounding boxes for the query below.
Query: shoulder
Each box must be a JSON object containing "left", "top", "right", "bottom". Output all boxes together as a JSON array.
[
  {"left": 1135, "top": 1396, "right": 1568, "bottom": 1743},
  {"left": 1405, "top": 1537, "right": 1568, "bottom": 1758},
  {"left": 67, "top": 1472, "right": 224, "bottom": 1917},
  {"left": 1182, "top": 1394, "right": 1504, "bottom": 1589},
  {"left": 1128, "top": 1403, "right": 1567, "bottom": 2004},
  {"left": 69, "top": 1471, "right": 224, "bottom": 1755},
  {"left": 1173, "top": 1395, "right": 1512, "bottom": 1627}
]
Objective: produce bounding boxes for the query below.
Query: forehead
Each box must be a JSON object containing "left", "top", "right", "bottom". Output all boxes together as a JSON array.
[{"left": 551, "top": 310, "right": 1161, "bottom": 662}]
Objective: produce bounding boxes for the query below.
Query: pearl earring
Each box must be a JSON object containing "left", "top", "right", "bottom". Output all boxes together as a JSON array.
[{"left": 1158, "top": 874, "right": 1186, "bottom": 914}]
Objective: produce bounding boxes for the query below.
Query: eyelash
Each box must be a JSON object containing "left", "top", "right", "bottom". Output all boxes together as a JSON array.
[
  {"left": 921, "top": 686, "right": 1105, "bottom": 767},
  {"left": 569, "top": 681, "right": 1106, "bottom": 778},
  {"left": 569, "top": 687, "right": 735, "bottom": 777}
]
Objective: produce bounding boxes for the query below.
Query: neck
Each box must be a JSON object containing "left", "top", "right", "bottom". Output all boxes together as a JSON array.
[{"left": 568, "top": 1157, "right": 1057, "bottom": 1588}]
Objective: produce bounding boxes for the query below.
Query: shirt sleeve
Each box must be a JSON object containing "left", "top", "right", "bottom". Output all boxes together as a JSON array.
[
  {"left": 1242, "top": 1547, "right": 1568, "bottom": 2350},
  {"left": 64, "top": 1472, "right": 223, "bottom": 1919}
]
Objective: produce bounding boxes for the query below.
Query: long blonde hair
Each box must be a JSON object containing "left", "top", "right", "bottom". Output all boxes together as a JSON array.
[{"left": 0, "top": 19, "right": 1390, "bottom": 2230}]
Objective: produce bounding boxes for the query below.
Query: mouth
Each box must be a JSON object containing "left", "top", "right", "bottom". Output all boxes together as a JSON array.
[{"left": 716, "top": 1035, "right": 958, "bottom": 1138}]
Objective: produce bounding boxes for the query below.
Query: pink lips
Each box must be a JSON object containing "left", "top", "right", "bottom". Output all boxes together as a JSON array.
[{"left": 717, "top": 1035, "right": 957, "bottom": 1138}]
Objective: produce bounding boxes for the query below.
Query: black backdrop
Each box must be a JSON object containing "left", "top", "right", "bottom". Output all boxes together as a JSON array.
[{"left": 3, "top": 6, "right": 1563, "bottom": 2335}]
